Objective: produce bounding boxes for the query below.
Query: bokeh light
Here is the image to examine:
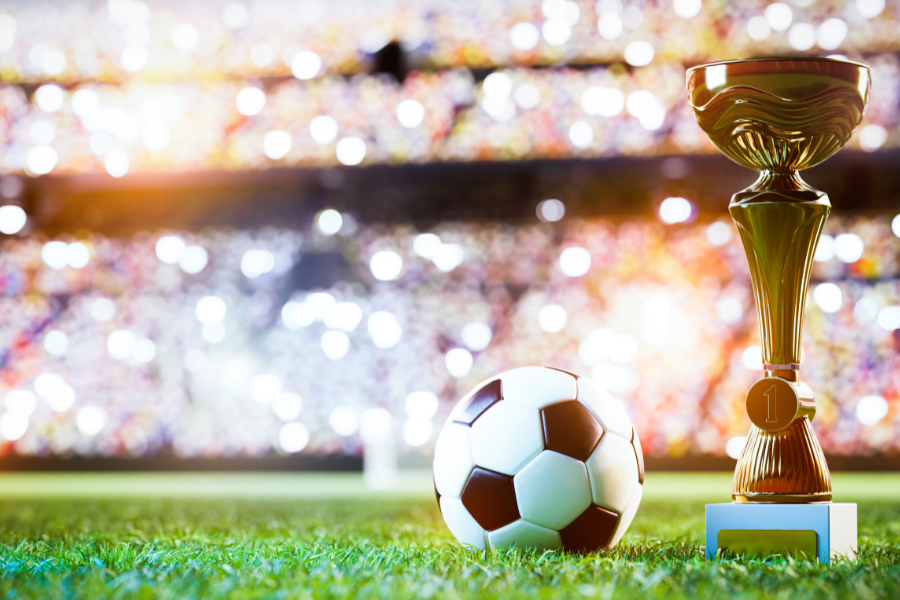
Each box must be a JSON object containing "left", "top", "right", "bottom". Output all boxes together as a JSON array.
[
  {"left": 0, "top": 205, "right": 26, "bottom": 235},
  {"left": 279, "top": 422, "right": 310, "bottom": 452},
  {"left": 559, "top": 247, "right": 591, "bottom": 277},
  {"left": 316, "top": 209, "right": 343, "bottom": 235},
  {"left": 445, "top": 348, "right": 474, "bottom": 378},
  {"left": 857, "top": 395, "right": 888, "bottom": 426},
  {"left": 537, "top": 199, "right": 565, "bottom": 222},
  {"left": 538, "top": 304, "right": 567, "bottom": 333},
  {"left": 370, "top": 250, "right": 403, "bottom": 281}
]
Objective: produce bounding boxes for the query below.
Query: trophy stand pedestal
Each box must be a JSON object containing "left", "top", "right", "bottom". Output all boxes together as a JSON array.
[{"left": 705, "top": 503, "right": 857, "bottom": 562}]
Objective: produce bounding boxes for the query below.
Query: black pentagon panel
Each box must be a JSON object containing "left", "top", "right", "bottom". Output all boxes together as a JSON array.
[
  {"left": 541, "top": 400, "right": 603, "bottom": 461},
  {"left": 461, "top": 467, "right": 520, "bottom": 531},
  {"left": 560, "top": 505, "right": 619, "bottom": 553},
  {"left": 544, "top": 366, "right": 580, "bottom": 379},
  {"left": 434, "top": 475, "right": 441, "bottom": 512},
  {"left": 453, "top": 379, "right": 502, "bottom": 426},
  {"left": 632, "top": 427, "right": 645, "bottom": 485}
]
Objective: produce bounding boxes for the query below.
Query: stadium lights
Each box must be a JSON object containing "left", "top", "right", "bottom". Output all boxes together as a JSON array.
[
  {"left": 741, "top": 346, "right": 763, "bottom": 371},
  {"left": 272, "top": 393, "right": 303, "bottom": 422},
  {"left": 90, "top": 298, "right": 116, "bottom": 322},
  {"left": 860, "top": 125, "right": 888, "bottom": 151},
  {"left": 513, "top": 84, "right": 541, "bottom": 109},
  {"left": 250, "top": 374, "right": 282, "bottom": 403},
  {"left": 321, "top": 330, "right": 350, "bottom": 359},
  {"left": 569, "top": 121, "right": 593, "bottom": 148},
  {"left": 764, "top": 3, "right": 792, "bottom": 31},
  {"left": 559, "top": 247, "right": 591, "bottom": 277},
  {"left": 857, "top": 396, "right": 888, "bottom": 426},
  {"left": 279, "top": 422, "right": 310, "bottom": 452},
  {"left": 368, "top": 311, "right": 402, "bottom": 348},
  {"left": 370, "top": 251, "right": 403, "bottom": 281},
  {"left": 445, "top": 348, "right": 474, "bottom": 378},
  {"left": 196, "top": 296, "right": 227, "bottom": 325},
  {"left": 250, "top": 43, "right": 274, "bottom": 67},
  {"left": 291, "top": 51, "right": 322, "bottom": 80},
  {"left": 461, "top": 323, "right": 492, "bottom": 351},
  {"left": 814, "top": 234, "right": 835, "bottom": 262},
  {"left": 4, "top": 390, "right": 36, "bottom": 418},
  {"left": 725, "top": 436, "right": 747, "bottom": 459},
  {"left": 76, "top": 406, "right": 108, "bottom": 436},
  {"left": 813, "top": 283, "right": 843, "bottom": 314},
  {"left": 310, "top": 116, "right": 338, "bottom": 144},
  {"left": 105, "top": 149, "right": 130, "bottom": 177},
  {"left": 202, "top": 323, "right": 226, "bottom": 343},
  {"left": 236, "top": 87, "right": 266, "bottom": 116},
  {"left": 0, "top": 15, "right": 14, "bottom": 52},
  {"left": 316, "top": 209, "right": 343, "bottom": 235},
  {"left": 624, "top": 41, "right": 653, "bottom": 66},
  {"left": 537, "top": 199, "right": 565, "bottom": 222},
  {"left": 659, "top": 197, "right": 692, "bottom": 224},
  {"left": 335, "top": 137, "right": 366, "bottom": 165},
  {"left": 0, "top": 205, "right": 26, "bottom": 235},
  {"left": 510, "top": 22, "right": 540, "bottom": 50},
  {"left": 43, "top": 330, "right": 68, "bottom": 356},
  {"left": 538, "top": 304, "right": 567, "bottom": 333},
  {"left": 854, "top": 297, "right": 878, "bottom": 323},
  {"left": 598, "top": 13, "right": 623, "bottom": 40},
  {"left": 706, "top": 222, "right": 732, "bottom": 246},
  {"left": 26, "top": 146, "right": 57, "bottom": 175},
  {"left": 857, "top": 0, "right": 885, "bottom": 18},
  {"left": 834, "top": 233, "right": 864, "bottom": 263}
]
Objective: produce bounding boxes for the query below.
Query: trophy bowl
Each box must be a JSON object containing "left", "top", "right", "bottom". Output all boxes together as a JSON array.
[{"left": 687, "top": 58, "right": 870, "bottom": 175}]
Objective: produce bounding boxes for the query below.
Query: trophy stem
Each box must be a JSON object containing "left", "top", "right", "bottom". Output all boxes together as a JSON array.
[{"left": 729, "top": 176, "right": 832, "bottom": 503}]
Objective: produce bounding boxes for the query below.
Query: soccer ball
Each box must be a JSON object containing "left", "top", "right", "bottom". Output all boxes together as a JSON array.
[{"left": 433, "top": 366, "right": 644, "bottom": 552}]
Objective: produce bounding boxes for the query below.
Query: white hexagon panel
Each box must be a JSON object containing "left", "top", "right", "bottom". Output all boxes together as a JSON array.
[
  {"left": 610, "top": 485, "right": 643, "bottom": 547},
  {"left": 513, "top": 450, "right": 592, "bottom": 530},
  {"left": 576, "top": 378, "right": 633, "bottom": 439},
  {"left": 440, "top": 497, "right": 487, "bottom": 550},
  {"left": 488, "top": 519, "right": 562, "bottom": 551},
  {"left": 433, "top": 422, "right": 475, "bottom": 498},
  {"left": 471, "top": 400, "right": 544, "bottom": 476},
  {"left": 585, "top": 433, "right": 640, "bottom": 514},
  {"left": 500, "top": 367, "right": 577, "bottom": 409}
]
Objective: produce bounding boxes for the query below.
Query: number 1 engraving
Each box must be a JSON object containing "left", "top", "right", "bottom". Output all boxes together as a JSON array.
[{"left": 764, "top": 384, "right": 777, "bottom": 422}]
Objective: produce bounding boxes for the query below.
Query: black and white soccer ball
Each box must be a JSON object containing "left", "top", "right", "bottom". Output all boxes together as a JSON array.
[{"left": 433, "top": 366, "right": 644, "bottom": 552}]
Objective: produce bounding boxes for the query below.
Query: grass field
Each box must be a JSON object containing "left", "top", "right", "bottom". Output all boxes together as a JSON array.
[{"left": 0, "top": 472, "right": 898, "bottom": 599}]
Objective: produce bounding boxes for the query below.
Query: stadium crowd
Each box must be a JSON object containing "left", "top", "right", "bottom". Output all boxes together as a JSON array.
[
  {"left": 1, "top": 55, "right": 897, "bottom": 177},
  {"left": 0, "top": 0, "right": 898, "bottom": 81},
  {"left": 0, "top": 0, "right": 896, "bottom": 177},
  {"left": 0, "top": 209, "right": 898, "bottom": 460}
]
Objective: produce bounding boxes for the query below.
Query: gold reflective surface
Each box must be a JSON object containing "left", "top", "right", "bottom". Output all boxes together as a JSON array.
[
  {"left": 687, "top": 57, "right": 871, "bottom": 503},
  {"left": 733, "top": 418, "right": 832, "bottom": 502},
  {"left": 731, "top": 200, "right": 829, "bottom": 366},
  {"left": 687, "top": 58, "right": 870, "bottom": 172}
]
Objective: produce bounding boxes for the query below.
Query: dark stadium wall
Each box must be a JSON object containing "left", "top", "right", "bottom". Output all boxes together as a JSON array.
[{"left": 23, "top": 150, "right": 900, "bottom": 237}]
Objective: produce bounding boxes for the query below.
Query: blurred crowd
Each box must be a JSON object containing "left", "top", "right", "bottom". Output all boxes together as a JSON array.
[
  {"left": 2, "top": 0, "right": 898, "bottom": 80},
  {"left": 0, "top": 207, "right": 898, "bottom": 460},
  {"left": 1, "top": 56, "right": 897, "bottom": 177},
  {"left": 0, "top": 1, "right": 897, "bottom": 176}
]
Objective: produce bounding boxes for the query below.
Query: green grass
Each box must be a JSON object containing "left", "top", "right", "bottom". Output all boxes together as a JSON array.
[{"left": 0, "top": 472, "right": 898, "bottom": 599}]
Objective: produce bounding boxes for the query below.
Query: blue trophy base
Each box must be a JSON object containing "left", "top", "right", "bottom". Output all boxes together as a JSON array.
[{"left": 706, "top": 503, "right": 857, "bottom": 562}]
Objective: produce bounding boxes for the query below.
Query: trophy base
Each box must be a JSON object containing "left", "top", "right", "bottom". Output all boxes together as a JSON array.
[{"left": 705, "top": 503, "right": 856, "bottom": 562}]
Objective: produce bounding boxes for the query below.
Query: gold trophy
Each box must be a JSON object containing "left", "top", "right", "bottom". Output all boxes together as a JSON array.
[{"left": 686, "top": 57, "right": 871, "bottom": 561}]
